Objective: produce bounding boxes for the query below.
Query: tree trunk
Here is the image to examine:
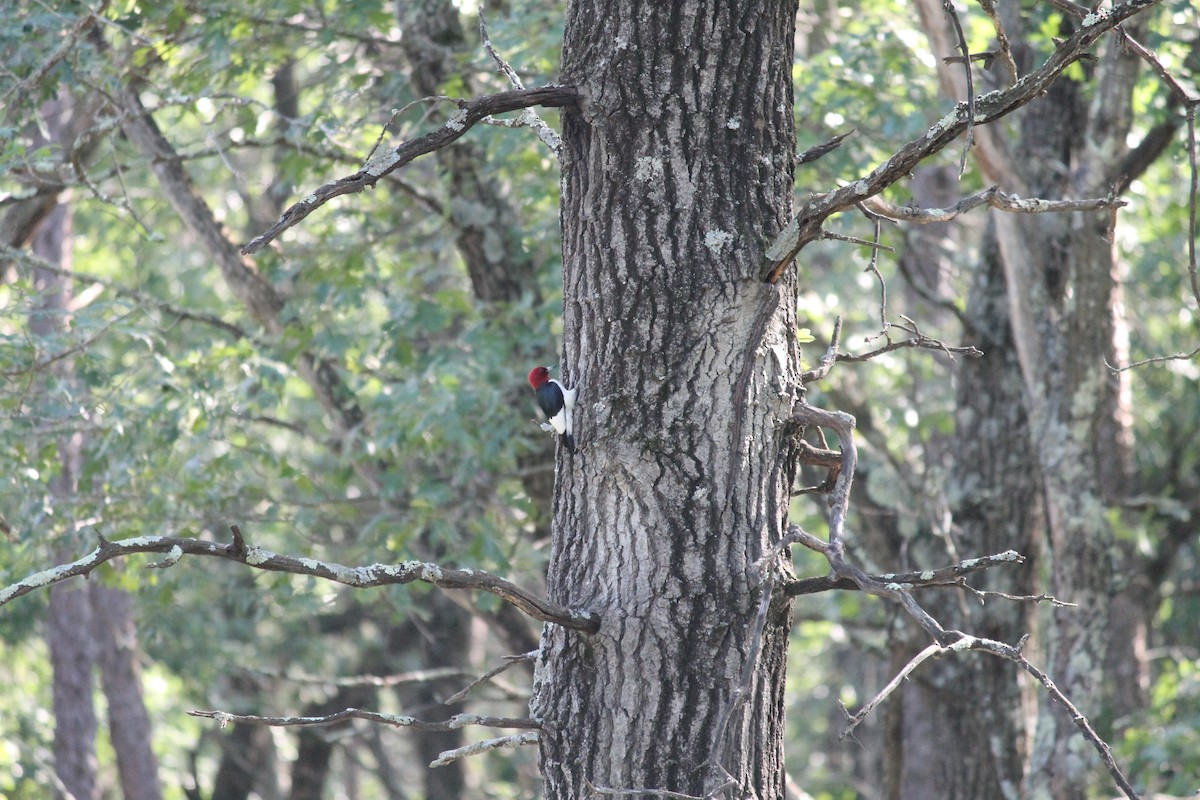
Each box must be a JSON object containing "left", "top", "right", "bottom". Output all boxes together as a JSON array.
[
  {"left": 29, "top": 101, "right": 99, "bottom": 800},
  {"left": 91, "top": 582, "right": 164, "bottom": 800},
  {"left": 534, "top": 3, "right": 801, "bottom": 798},
  {"left": 913, "top": 4, "right": 1150, "bottom": 797},
  {"left": 896, "top": 229, "right": 1040, "bottom": 800}
]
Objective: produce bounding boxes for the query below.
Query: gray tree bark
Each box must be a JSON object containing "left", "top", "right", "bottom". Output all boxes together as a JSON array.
[{"left": 533, "top": 3, "right": 802, "bottom": 798}]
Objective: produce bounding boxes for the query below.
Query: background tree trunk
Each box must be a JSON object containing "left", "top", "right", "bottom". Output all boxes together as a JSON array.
[
  {"left": 534, "top": 3, "right": 801, "bottom": 797},
  {"left": 914, "top": 3, "right": 1149, "bottom": 797},
  {"left": 91, "top": 583, "right": 163, "bottom": 800}
]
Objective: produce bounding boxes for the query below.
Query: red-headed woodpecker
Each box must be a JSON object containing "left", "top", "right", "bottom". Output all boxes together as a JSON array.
[{"left": 528, "top": 366, "right": 577, "bottom": 453}]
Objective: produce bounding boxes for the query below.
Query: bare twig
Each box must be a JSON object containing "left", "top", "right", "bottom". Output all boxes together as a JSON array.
[
  {"left": 429, "top": 731, "right": 538, "bottom": 768},
  {"left": 967, "top": 637, "right": 1143, "bottom": 800},
  {"left": 958, "top": 581, "right": 1078, "bottom": 608},
  {"left": 977, "top": 0, "right": 1019, "bottom": 87},
  {"left": 1107, "top": 345, "right": 1200, "bottom": 372},
  {"left": 840, "top": 643, "right": 944, "bottom": 740},
  {"left": 444, "top": 651, "right": 537, "bottom": 705},
  {"left": 835, "top": 633, "right": 1142, "bottom": 799},
  {"left": 241, "top": 85, "right": 578, "bottom": 254},
  {"left": 837, "top": 318, "right": 983, "bottom": 363},
  {"left": 800, "top": 316, "right": 844, "bottom": 384},
  {"left": 189, "top": 707, "right": 538, "bottom": 732},
  {"left": 0, "top": 530, "right": 601, "bottom": 634},
  {"left": 940, "top": 0, "right": 975, "bottom": 176},
  {"left": 761, "top": 0, "right": 1161, "bottom": 282},
  {"left": 783, "top": 548, "right": 1028, "bottom": 597}
]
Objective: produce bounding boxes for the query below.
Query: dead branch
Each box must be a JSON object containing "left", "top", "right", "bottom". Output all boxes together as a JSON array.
[
  {"left": 241, "top": 85, "right": 577, "bottom": 254},
  {"left": 429, "top": 730, "right": 539, "bottom": 768},
  {"left": 783, "top": 548, "right": 1028, "bottom": 597},
  {"left": 939, "top": 0, "right": 975, "bottom": 176},
  {"left": 839, "top": 642, "right": 944, "bottom": 740},
  {"left": 966, "top": 636, "right": 1142, "bottom": 800},
  {"left": 788, "top": 399, "right": 1140, "bottom": 798},
  {"left": 837, "top": 317, "right": 983, "bottom": 363},
  {"left": 859, "top": 186, "right": 1125, "bottom": 224},
  {"left": 0, "top": 530, "right": 600, "bottom": 634},
  {"left": 797, "top": 129, "right": 855, "bottom": 165},
  {"left": 977, "top": 0, "right": 1018, "bottom": 87},
  {"left": 189, "top": 707, "right": 539, "bottom": 732},
  {"left": 800, "top": 316, "right": 844, "bottom": 384},
  {"left": 761, "top": 0, "right": 1162, "bottom": 283},
  {"left": 1108, "top": 345, "right": 1200, "bottom": 372}
]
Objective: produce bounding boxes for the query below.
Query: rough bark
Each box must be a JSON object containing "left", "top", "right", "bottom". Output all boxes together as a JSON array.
[{"left": 533, "top": 3, "right": 801, "bottom": 798}]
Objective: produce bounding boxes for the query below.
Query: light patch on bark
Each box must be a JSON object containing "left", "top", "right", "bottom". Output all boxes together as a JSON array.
[
  {"left": 364, "top": 150, "right": 401, "bottom": 176},
  {"left": 704, "top": 229, "right": 734, "bottom": 253},
  {"left": 633, "top": 156, "right": 664, "bottom": 183}
]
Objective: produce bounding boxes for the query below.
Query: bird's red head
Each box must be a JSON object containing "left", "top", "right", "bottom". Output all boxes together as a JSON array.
[{"left": 528, "top": 366, "right": 551, "bottom": 390}]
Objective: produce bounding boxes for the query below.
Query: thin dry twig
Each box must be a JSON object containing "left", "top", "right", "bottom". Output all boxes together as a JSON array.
[
  {"left": 859, "top": 186, "right": 1125, "bottom": 223},
  {"left": 940, "top": 0, "right": 975, "bottom": 176},
  {"left": 798, "top": 129, "right": 855, "bottom": 165},
  {"left": 1107, "top": 345, "right": 1200, "bottom": 372},
  {"left": 840, "top": 643, "right": 944, "bottom": 740},
  {"left": 800, "top": 316, "right": 844, "bottom": 385},
  {"left": 838, "top": 317, "right": 983, "bottom": 363},
  {"left": 783, "top": 548, "right": 1029, "bottom": 597},
  {"left": 444, "top": 651, "right": 537, "bottom": 705},
  {"left": 789, "top": 398, "right": 1141, "bottom": 798},
  {"left": 977, "top": 0, "right": 1019, "bottom": 86}
]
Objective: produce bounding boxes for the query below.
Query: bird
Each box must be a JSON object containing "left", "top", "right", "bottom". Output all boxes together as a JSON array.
[{"left": 528, "top": 366, "right": 577, "bottom": 453}]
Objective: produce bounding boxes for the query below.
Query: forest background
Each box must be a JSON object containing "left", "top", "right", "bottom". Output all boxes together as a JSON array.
[{"left": 1, "top": 0, "right": 1197, "bottom": 799}]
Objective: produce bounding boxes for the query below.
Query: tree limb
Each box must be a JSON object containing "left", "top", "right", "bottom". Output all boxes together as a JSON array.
[
  {"left": 189, "top": 707, "right": 539, "bottom": 731},
  {"left": 241, "top": 85, "right": 578, "bottom": 254},
  {"left": 0, "top": 531, "right": 600, "bottom": 634}
]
